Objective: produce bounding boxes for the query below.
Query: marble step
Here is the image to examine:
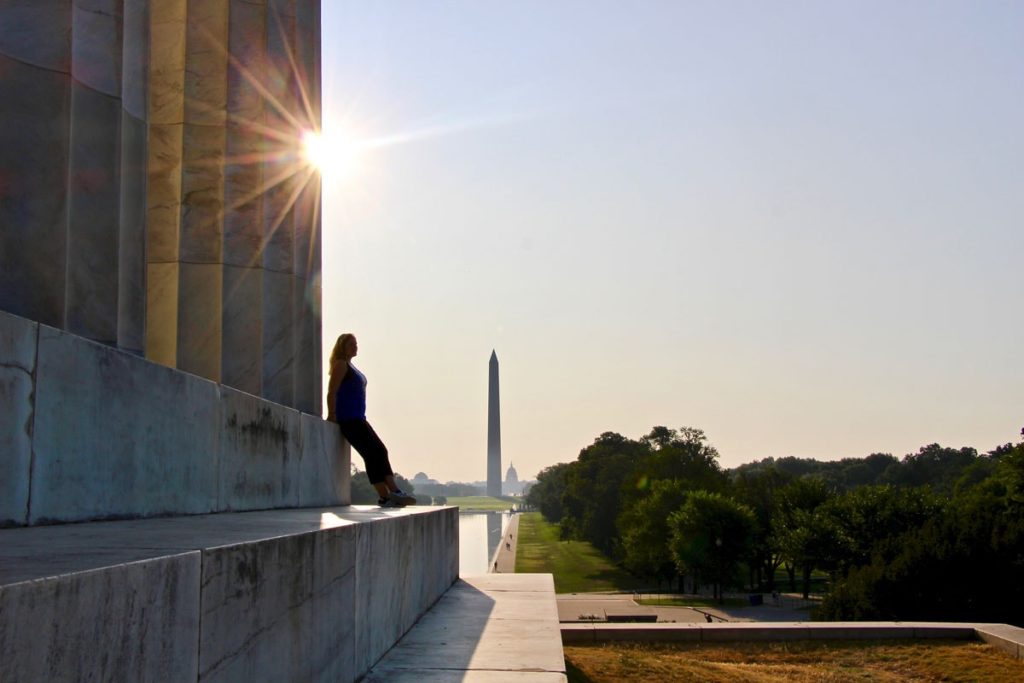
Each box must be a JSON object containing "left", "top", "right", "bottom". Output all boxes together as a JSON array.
[
  {"left": 0, "top": 505, "right": 458, "bottom": 683},
  {"left": 364, "top": 574, "right": 568, "bottom": 682}
]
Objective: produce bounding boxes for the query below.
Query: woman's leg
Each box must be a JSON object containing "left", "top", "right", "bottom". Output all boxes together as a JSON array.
[{"left": 338, "top": 419, "right": 396, "bottom": 498}]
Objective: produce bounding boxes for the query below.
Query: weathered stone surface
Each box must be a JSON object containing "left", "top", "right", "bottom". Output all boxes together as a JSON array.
[
  {"left": 146, "top": 260, "right": 180, "bottom": 366},
  {"left": 71, "top": 0, "right": 123, "bottom": 96},
  {"left": 198, "top": 525, "right": 356, "bottom": 682},
  {"left": 146, "top": 122, "right": 184, "bottom": 263},
  {"left": 353, "top": 507, "right": 460, "bottom": 674},
  {"left": 1, "top": 0, "right": 323, "bottom": 415},
  {"left": 298, "top": 412, "right": 349, "bottom": 507},
  {"left": 180, "top": 123, "right": 227, "bottom": 264},
  {"left": 30, "top": 325, "right": 220, "bottom": 523},
  {"left": 0, "top": 55, "right": 70, "bottom": 329},
  {"left": 65, "top": 80, "right": 121, "bottom": 344},
  {"left": 183, "top": 0, "right": 228, "bottom": 126},
  {"left": 0, "top": 552, "right": 201, "bottom": 683},
  {"left": 177, "top": 261, "right": 223, "bottom": 380},
  {"left": 219, "top": 385, "right": 301, "bottom": 510},
  {"left": 118, "top": 109, "right": 147, "bottom": 355},
  {"left": 0, "top": 505, "right": 456, "bottom": 683},
  {"left": 0, "top": 1, "right": 73, "bottom": 72},
  {"left": 292, "top": 274, "right": 321, "bottom": 414},
  {"left": 261, "top": 269, "right": 294, "bottom": 405},
  {"left": 222, "top": 264, "right": 263, "bottom": 395},
  {"left": 149, "top": 0, "right": 187, "bottom": 125},
  {"left": 0, "top": 311, "right": 37, "bottom": 527},
  {"left": 121, "top": 0, "right": 148, "bottom": 119}
]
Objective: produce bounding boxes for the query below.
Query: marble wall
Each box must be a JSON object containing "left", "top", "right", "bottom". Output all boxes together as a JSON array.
[
  {"left": 0, "top": 0, "right": 323, "bottom": 415},
  {"left": 0, "top": 309, "right": 347, "bottom": 527}
]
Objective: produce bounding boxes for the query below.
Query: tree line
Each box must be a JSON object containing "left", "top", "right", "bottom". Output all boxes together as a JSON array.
[{"left": 525, "top": 426, "right": 1024, "bottom": 623}]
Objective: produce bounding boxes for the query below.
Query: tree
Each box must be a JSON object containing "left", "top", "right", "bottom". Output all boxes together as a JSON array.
[
  {"left": 560, "top": 432, "right": 650, "bottom": 556},
  {"left": 731, "top": 465, "right": 793, "bottom": 590},
  {"left": 619, "top": 480, "right": 689, "bottom": 589},
  {"left": 350, "top": 468, "right": 378, "bottom": 504},
  {"left": 773, "top": 477, "right": 833, "bottom": 595},
  {"left": 668, "top": 491, "right": 755, "bottom": 601},
  {"left": 526, "top": 462, "right": 572, "bottom": 522}
]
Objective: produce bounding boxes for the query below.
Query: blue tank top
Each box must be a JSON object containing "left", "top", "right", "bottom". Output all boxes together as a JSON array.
[{"left": 335, "top": 363, "right": 367, "bottom": 420}]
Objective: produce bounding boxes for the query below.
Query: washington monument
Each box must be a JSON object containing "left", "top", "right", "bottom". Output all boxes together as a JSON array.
[{"left": 487, "top": 350, "right": 502, "bottom": 496}]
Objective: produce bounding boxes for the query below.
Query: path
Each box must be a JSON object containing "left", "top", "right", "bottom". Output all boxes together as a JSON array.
[{"left": 491, "top": 512, "right": 520, "bottom": 573}]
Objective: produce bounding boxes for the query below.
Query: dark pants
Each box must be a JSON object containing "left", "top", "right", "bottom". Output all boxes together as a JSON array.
[{"left": 338, "top": 418, "right": 394, "bottom": 485}]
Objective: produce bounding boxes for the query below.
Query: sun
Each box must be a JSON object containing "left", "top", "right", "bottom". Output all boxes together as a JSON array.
[{"left": 302, "top": 128, "right": 360, "bottom": 180}]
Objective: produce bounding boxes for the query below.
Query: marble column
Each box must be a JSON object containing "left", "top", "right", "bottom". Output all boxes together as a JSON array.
[{"left": 0, "top": 0, "right": 323, "bottom": 414}]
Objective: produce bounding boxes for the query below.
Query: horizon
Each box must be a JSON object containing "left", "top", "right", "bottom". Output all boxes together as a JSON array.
[{"left": 318, "top": 1, "right": 1022, "bottom": 483}]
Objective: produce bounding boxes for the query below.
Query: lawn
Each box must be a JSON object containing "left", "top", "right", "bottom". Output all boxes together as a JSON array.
[
  {"left": 565, "top": 640, "right": 1024, "bottom": 683},
  {"left": 446, "top": 496, "right": 518, "bottom": 511},
  {"left": 514, "top": 512, "right": 646, "bottom": 593}
]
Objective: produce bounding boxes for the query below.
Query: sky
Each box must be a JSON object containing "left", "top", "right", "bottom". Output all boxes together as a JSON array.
[{"left": 317, "top": 1, "right": 1023, "bottom": 485}]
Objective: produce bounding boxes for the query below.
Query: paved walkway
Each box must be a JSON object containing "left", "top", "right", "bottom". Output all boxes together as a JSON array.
[
  {"left": 491, "top": 512, "right": 521, "bottom": 574},
  {"left": 364, "top": 574, "right": 567, "bottom": 682},
  {"left": 557, "top": 593, "right": 815, "bottom": 624}
]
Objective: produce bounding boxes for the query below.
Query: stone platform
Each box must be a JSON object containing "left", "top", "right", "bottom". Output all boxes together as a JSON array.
[
  {"left": 365, "top": 574, "right": 567, "bottom": 682},
  {"left": 0, "top": 505, "right": 458, "bottom": 682}
]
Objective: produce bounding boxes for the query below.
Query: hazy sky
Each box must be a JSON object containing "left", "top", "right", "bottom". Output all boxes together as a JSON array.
[{"left": 318, "top": 1, "right": 1023, "bottom": 484}]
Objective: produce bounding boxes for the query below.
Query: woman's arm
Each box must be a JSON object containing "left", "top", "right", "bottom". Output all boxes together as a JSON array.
[{"left": 325, "top": 361, "right": 348, "bottom": 422}]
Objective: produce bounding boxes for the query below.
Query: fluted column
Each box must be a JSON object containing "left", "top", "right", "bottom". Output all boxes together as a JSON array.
[
  {"left": 176, "top": 0, "right": 228, "bottom": 381},
  {"left": 117, "top": 0, "right": 149, "bottom": 355},
  {"left": 1, "top": 0, "right": 323, "bottom": 413},
  {"left": 146, "top": 0, "right": 187, "bottom": 366},
  {"left": 221, "top": 0, "right": 268, "bottom": 397},
  {"left": 65, "top": 0, "right": 123, "bottom": 344}
]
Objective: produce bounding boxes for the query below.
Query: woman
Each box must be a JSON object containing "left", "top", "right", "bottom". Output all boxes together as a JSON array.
[{"left": 327, "top": 333, "right": 416, "bottom": 507}]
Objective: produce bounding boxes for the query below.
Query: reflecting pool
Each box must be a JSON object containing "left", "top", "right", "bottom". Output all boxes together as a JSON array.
[{"left": 458, "top": 511, "right": 511, "bottom": 575}]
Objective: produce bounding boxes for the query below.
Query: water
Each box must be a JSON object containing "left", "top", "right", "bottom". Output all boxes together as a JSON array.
[{"left": 458, "top": 511, "right": 511, "bottom": 575}]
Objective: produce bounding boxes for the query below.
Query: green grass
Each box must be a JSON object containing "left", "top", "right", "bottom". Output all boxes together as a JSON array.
[
  {"left": 515, "top": 512, "right": 647, "bottom": 593},
  {"left": 447, "top": 496, "right": 518, "bottom": 511}
]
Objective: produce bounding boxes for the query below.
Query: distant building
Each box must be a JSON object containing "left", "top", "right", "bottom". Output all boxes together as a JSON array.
[
  {"left": 411, "top": 472, "right": 439, "bottom": 487},
  {"left": 504, "top": 462, "right": 528, "bottom": 496}
]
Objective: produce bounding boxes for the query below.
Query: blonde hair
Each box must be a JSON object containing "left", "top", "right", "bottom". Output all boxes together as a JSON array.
[{"left": 330, "top": 333, "right": 355, "bottom": 367}]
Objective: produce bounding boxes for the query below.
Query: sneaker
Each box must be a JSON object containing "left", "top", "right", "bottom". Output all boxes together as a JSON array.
[
  {"left": 390, "top": 489, "right": 417, "bottom": 506},
  {"left": 379, "top": 497, "right": 402, "bottom": 508}
]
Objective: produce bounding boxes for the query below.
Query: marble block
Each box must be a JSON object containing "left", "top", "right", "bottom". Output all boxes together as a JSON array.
[
  {"left": 219, "top": 385, "right": 301, "bottom": 510},
  {"left": 0, "top": 311, "right": 38, "bottom": 527},
  {"left": 177, "top": 261, "right": 223, "bottom": 380},
  {"left": 149, "top": 0, "right": 187, "bottom": 125},
  {"left": 146, "top": 261, "right": 180, "bottom": 366},
  {"left": 180, "top": 123, "right": 227, "bottom": 263},
  {"left": 71, "top": 0, "right": 123, "bottom": 96},
  {"left": 261, "top": 269, "right": 294, "bottom": 406},
  {"left": 121, "top": 0, "right": 149, "bottom": 119},
  {"left": 30, "top": 325, "right": 221, "bottom": 523},
  {"left": 146, "top": 121, "right": 184, "bottom": 262},
  {"left": 298, "top": 413, "right": 349, "bottom": 507},
  {"left": 0, "top": 552, "right": 201, "bottom": 683},
  {"left": 350, "top": 507, "right": 459, "bottom": 676},
  {"left": 221, "top": 264, "right": 263, "bottom": 395},
  {"left": 65, "top": 80, "right": 121, "bottom": 345},
  {"left": 0, "top": 55, "right": 71, "bottom": 329},
  {"left": 118, "top": 109, "right": 148, "bottom": 355},
  {"left": 183, "top": 0, "right": 228, "bottom": 126},
  {"left": 0, "top": 0, "right": 73, "bottom": 72},
  {"left": 197, "top": 526, "right": 357, "bottom": 682}
]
